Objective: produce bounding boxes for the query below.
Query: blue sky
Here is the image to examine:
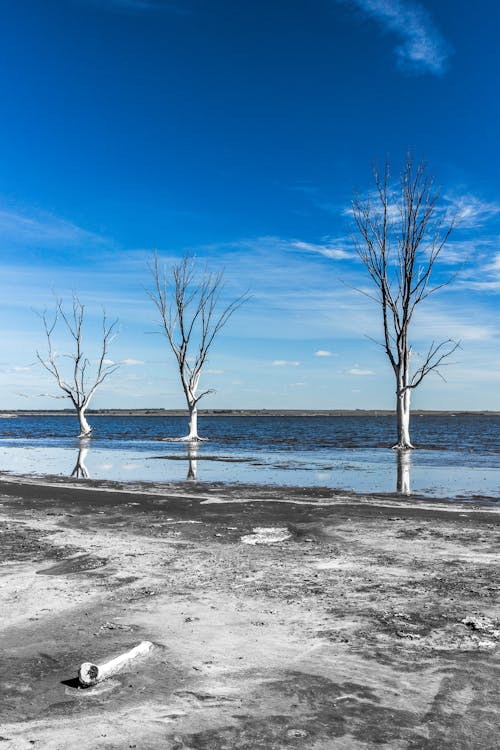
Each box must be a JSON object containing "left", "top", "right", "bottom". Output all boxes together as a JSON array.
[{"left": 0, "top": 0, "right": 499, "bottom": 410}]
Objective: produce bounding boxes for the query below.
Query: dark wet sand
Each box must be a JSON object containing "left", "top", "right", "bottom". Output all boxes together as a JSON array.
[{"left": 1, "top": 476, "right": 500, "bottom": 749}]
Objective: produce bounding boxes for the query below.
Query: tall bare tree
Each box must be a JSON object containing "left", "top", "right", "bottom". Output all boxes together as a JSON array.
[
  {"left": 352, "top": 157, "right": 459, "bottom": 449},
  {"left": 148, "top": 252, "right": 248, "bottom": 441},
  {"left": 37, "top": 295, "right": 119, "bottom": 438}
]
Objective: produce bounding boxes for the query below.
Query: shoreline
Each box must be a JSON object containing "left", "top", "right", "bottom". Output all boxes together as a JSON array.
[
  {"left": 2, "top": 471, "right": 500, "bottom": 510},
  {"left": 1, "top": 477, "right": 499, "bottom": 748}
]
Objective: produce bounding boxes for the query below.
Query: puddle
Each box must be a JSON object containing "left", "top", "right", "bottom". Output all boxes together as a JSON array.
[{"left": 0, "top": 435, "right": 500, "bottom": 499}]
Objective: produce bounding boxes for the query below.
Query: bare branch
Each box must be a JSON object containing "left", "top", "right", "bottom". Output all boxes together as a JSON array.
[{"left": 410, "top": 339, "right": 461, "bottom": 389}]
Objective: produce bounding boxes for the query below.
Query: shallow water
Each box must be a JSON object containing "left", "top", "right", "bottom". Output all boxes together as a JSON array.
[{"left": 0, "top": 414, "right": 498, "bottom": 499}]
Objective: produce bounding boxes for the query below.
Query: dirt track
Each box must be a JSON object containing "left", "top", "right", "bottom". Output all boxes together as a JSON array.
[{"left": 1, "top": 477, "right": 499, "bottom": 749}]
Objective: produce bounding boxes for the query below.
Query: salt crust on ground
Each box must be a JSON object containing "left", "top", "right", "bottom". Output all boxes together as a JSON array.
[{"left": 0, "top": 476, "right": 499, "bottom": 749}]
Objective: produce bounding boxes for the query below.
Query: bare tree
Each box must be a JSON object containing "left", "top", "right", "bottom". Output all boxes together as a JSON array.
[
  {"left": 37, "top": 295, "right": 119, "bottom": 438},
  {"left": 352, "top": 157, "right": 459, "bottom": 449},
  {"left": 148, "top": 252, "right": 248, "bottom": 441}
]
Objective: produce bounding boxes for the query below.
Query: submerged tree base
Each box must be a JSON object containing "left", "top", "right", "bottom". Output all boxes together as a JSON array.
[
  {"left": 392, "top": 442, "right": 415, "bottom": 450},
  {"left": 78, "top": 431, "right": 93, "bottom": 439},
  {"left": 158, "top": 435, "right": 208, "bottom": 443}
]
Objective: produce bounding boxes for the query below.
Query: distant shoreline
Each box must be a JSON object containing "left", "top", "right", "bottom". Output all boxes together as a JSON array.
[{"left": 1, "top": 408, "right": 499, "bottom": 417}]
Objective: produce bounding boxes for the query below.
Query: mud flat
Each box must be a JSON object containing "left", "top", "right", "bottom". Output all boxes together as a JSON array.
[{"left": 1, "top": 475, "right": 499, "bottom": 749}]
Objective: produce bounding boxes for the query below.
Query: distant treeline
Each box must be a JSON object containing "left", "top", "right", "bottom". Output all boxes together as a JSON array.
[{"left": 2, "top": 409, "right": 500, "bottom": 418}]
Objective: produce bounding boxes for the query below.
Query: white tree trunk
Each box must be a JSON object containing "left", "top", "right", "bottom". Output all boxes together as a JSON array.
[
  {"left": 178, "top": 401, "right": 202, "bottom": 441},
  {"left": 77, "top": 408, "right": 92, "bottom": 438},
  {"left": 188, "top": 402, "right": 198, "bottom": 439},
  {"left": 394, "top": 373, "right": 414, "bottom": 449}
]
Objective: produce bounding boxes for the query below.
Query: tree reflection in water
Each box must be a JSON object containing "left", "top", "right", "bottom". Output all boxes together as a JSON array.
[
  {"left": 186, "top": 443, "right": 198, "bottom": 480},
  {"left": 71, "top": 439, "right": 90, "bottom": 479}
]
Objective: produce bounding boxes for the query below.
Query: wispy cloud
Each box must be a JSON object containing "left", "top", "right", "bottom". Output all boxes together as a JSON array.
[
  {"left": 349, "top": 366, "right": 375, "bottom": 376},
  {"left": 344, "top": 186, "right": 500, "bottom": 230},
  {"left": 458, "top": 250, "right": 500, "bottom": 293},
  {"left": 315, "top": 350, "right": 334, "bottom": 357},
  {"left": 443, "top": 194, "right": 500, "bottom": 229},
  {"left": 0, "top": 205, "right": 108, "bottom": 250},
  {"left": 290, "top": 238, "right": 353, "bottom": 260},
  {"left": 203, "top": 235, "right": 354, "bottom": 262},
  {"left": 414, "top": 306, "right": 498, "bottom": 342},
  {"left": 272, "top": 360, "right": 301, "bottom": 367},
  {"left": 0, "top": 364, "right": 36, "bottom": 374},
  {"left": 340, "top": 0, "right": 451, "bottom": 75}
]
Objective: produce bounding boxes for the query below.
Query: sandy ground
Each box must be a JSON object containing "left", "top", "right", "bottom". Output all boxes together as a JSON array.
[{"left": 1, "top": 475, "right": 499, "bottom": 749}]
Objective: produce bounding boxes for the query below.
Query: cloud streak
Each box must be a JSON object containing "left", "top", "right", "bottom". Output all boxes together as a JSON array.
[
  {"left": 0, "top": 205, "right": 108, "bottom": 250},
  {"left": 291, "top": 239, "right": 353, "bottom": 260},
  {"left": 444, "top": 194, "right": 500, "bottom": 229},
  {"left": 349, "top": 366, "right": 375, "bottom": 376},
  {"left": 340, "top": 0, "right": 450, "bottom": 75}
]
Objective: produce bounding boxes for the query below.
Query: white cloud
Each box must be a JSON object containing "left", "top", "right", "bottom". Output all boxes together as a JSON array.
[
  {"left": 272, "top": 360, "right": 301, "bottom": 367},
  {"left": 104, "top": 357, "right": 144, "bottom": 366},
  {"left": 315, "top": 350, "right": 334, "bottom": 357},
  {"left": 461, "top": 280, "right": 500, "bottom": 293},
  {"left": 205, "top": 369, "right": 225, "bottom": 374},
  {"left": 0, "top": 364, "right": 35, "bottom": 374},
  {"left": 458, "top": 247, "right": 500, "bottom": 293},
  {"left": 341, "top": 0, "right": 450, "bottom": 75},
  {"left": 439, "top": 239, "right": 492, "bottom": 266},
  {"left": 201, "top": 235, "right": 354, "bottom": 266},
  {"left": 444, "top": 194, "right": 500, "bottom": 229},
  {"left": 485, "top": 253, "right": 500, "bottom": 273},
  {"left": 290, "top": 239, "right": 353, "bottom": 260},
  {"left": 414, "top": 306, "right": 498, "bottom": 342},
  {"left": 349, "top": 367, "right": 375, "bottom": 376}
]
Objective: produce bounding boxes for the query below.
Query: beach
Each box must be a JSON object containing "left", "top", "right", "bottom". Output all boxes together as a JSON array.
[{"left": 1, "top": 476, "right": 499, "bottom": 749}]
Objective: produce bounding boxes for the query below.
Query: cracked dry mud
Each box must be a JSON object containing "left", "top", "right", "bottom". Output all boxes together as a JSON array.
[{"left": 0, "top": 477, "right": 499, "bottom": 749}]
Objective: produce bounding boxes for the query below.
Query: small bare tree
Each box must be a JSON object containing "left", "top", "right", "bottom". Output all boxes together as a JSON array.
[
  {"left": 148, "top": 252, "right": 248, "bottom": 441},
  {"left": 352, "top": 157, "right": 459, "bottom": 449},
  {"left": 37, "top": 295, "right": 119, "bottom": 438}
]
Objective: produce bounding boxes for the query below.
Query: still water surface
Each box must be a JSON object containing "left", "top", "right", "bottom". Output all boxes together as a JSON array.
[{"left": 0, "top": 414, "right": 498, "bottom": 499}]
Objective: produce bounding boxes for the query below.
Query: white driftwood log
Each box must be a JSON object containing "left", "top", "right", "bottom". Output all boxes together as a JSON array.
[{"left": 78, "top": 640, "right": 153, "bottom": 687}]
